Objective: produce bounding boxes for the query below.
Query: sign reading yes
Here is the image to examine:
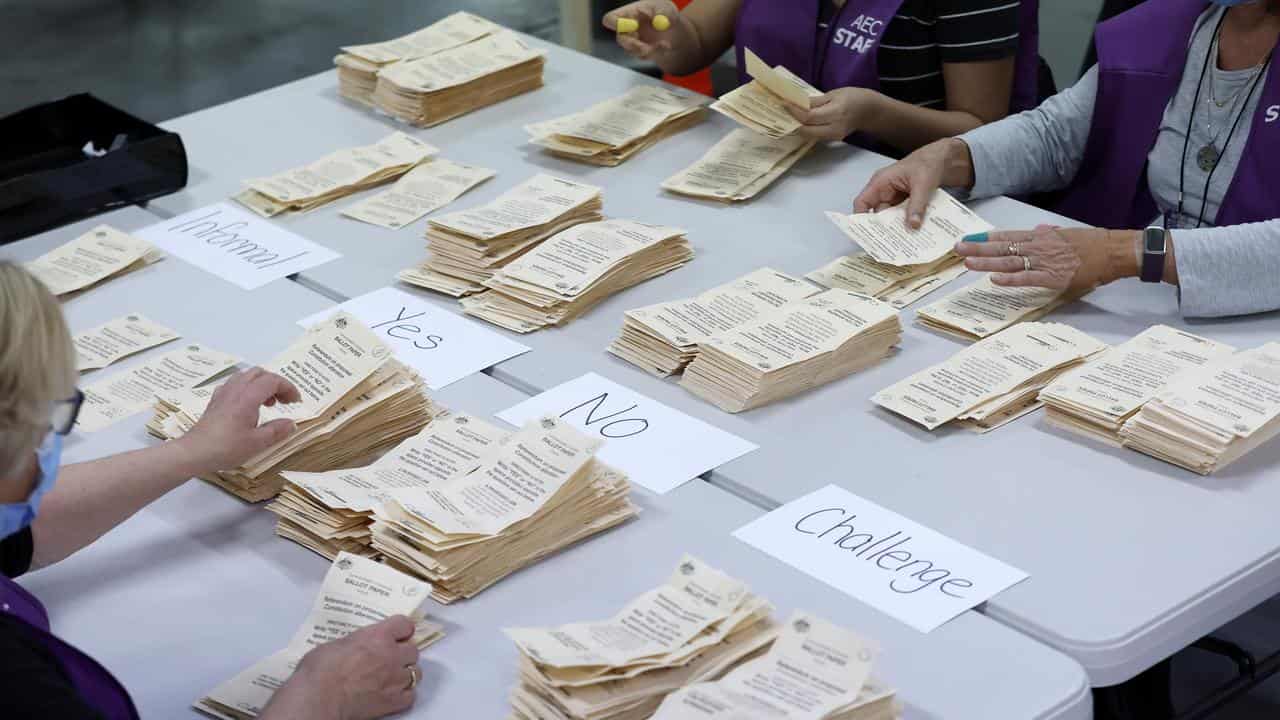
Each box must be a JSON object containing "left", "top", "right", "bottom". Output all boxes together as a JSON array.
[
  {"left": 498, "top": 373, "right": 757, "bottom": 494},
  {"left": 298, "top": 287, "right": 528, "bottom": 390}
]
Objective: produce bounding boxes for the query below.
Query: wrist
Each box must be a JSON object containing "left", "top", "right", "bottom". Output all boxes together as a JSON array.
[
  {"left": 940, "top": 138, "right": 976, "bottom": 190},
  {"left": 1106, "top": 229, "right": 1142, "bottom": 283},
  {"left": 166, "top": 435, "right": 220, "bottom": 478}
]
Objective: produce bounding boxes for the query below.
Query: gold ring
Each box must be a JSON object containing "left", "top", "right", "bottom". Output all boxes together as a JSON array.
[
  {"left": 1022, "top": 256, "right": 1033, "bottom": 272},
  {"left": 406, "top": 664, "right": 420, "bottom": 690}
]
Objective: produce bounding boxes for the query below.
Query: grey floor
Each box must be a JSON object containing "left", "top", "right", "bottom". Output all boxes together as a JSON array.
[{"left": 5, "top": 0, "right": 1280, "bottom": 716}]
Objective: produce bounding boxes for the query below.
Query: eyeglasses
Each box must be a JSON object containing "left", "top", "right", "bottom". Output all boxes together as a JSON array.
[{"left": 50, "top": 389, "right": 84, "bottom": 436}]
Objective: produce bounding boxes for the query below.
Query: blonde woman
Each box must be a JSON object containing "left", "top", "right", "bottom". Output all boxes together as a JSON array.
[{"left": 0, "top": 261, "right": 421, "bottom": 720}]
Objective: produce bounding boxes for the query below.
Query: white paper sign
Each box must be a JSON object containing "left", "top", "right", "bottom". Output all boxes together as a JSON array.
[
  {"left": 734, "top": 484, "right": 1028, "bottom": 633},
  {"left": 497, "top": 372, "right": 757, "bottom": 494},
  {"left": 135, "top": 203, "right": 340, "bottom": 289},
  {"left": 298, "top": 287, "right": 529, "bottom": 390}
]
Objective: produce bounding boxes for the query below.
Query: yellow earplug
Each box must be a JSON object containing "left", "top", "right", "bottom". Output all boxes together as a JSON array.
[
  {"left": 652, "top": 14, "right": 671, "bottom": 31},
  {"left": 616, "top": 17, "right": 640, "bottom": 33}
]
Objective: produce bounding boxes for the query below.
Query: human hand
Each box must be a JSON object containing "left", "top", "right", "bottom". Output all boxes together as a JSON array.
[
  {"left": 786, "top": 87, "right": 877, "bottom": 142},
  {"left": 282, "top": 616, "right": 422, "bottom": 720},
  {"left": 603, "top": 1, "right": 685, "bottom": 65},
  {"left": 954, "top": 226, "right": 1139, "bottom": 293},
  {"left": 852, "top": 138, "right": 976, "bottom": 229},
  {"left": 177, "top": 367, "right": 300, "bottom": 472}
]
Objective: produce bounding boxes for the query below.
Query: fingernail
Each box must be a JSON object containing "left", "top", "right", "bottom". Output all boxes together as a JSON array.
[
  {"left": 909, "top": 213, "right": 923, "bottom": 227},
  {"left": 962, "top": 232, "right": 989, "bottom": 243}
]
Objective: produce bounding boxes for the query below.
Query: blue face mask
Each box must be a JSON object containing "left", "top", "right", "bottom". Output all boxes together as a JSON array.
[{"left": 0, "top": 433, "right": 62, "bottom": 539}]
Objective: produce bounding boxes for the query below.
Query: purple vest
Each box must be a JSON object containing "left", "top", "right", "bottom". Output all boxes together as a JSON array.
[
  {"left": 1052, "top": 0, "right": 1280, "bottom": 228},
  {"left": 734, "top": 0, "right": 1041, "bottom": 111},
  {"left": 1, "top": 576, "right": 139, "bottom": 720}
]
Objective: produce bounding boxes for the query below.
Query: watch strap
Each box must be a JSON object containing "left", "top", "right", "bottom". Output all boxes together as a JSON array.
[{"left": 1140, "top": 227, "right": 1166, "bottom": 283}]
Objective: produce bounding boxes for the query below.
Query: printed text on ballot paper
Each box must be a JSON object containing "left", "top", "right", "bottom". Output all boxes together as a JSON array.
[{"left": 497, "top": 373, "right": 757, "bottom": 495}]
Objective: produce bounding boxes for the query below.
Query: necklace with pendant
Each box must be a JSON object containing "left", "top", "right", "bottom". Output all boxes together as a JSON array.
[{"left": 1197, "top": 29, "right": 1267, "bottom": 172}]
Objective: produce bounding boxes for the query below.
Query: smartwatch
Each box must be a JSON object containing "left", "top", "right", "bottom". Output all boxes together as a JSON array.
[{"left": 1140, "top": 226, "right": 1168, "bottom": 283}]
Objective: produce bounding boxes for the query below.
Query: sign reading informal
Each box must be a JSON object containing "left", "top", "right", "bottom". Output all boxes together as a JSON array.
[
  {"left": 498, "top": 372, "right": 758, "bottom": 494},
  {"left": 136, "top": 202, "right": 340, "bottom": 289},
  {"left": 298, "top": 287, "right": 529, "bottom": 390},
  {"left": 734, "top": 484, "right": 1028, "bottom": 633}
]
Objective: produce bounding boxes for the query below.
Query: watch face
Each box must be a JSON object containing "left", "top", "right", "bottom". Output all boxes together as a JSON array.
[{"left": 1145, "top": 228, "right": 1166, "bottom": 253}]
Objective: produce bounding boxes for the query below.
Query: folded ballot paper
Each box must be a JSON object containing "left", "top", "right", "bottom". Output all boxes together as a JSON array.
[
  {"left": 1040, "top": 325, "right": 1236, "bottom": 446},
  {"left": 609, "top": 268, "right": 821, "bottom": 377},
  {"left": 461, "top": 219, "right": 694, "bottom": 333},
  {"left": 916, "top": 276, "right": 1087, "bottom": 342},
  {"left": 194, "top": 553, "right": 443, "bottom": 720},
  {"left": 710, "top": 48, "right": 824, "bottom": 139},
  {"left": 506, "top": 555, "right": 779, "bottom": 720},
  {"left": 399, "top": 174, "right": 603, "bottom": 297},
  {"left": 233, "top": 132, "right": 437, "bottom": 218},
  {"left": 1119, "top": 341, "right": 1280, "bottom": 475},
  {"left": 876, "top": 322, "right": 1108, "bottom": 433},
  {"left": 369, "top": 416, "right": 638, "bottom": 602},
  {"left": 662, "top": 129, "right": 815, "bottom": 203},
  {"left": 26, "top": 225, "right": 165, "bottom": 299},
  {"left": 268, "top": 413, "right": 509, "bottom": 560},
  {"left": 527, "top": 85, "right": 710, "bottom": 166},
  {"left": 681, "top": 290, "right": 902, "bottom": 413},
  {"left": 806, "top": 252, "right": 969, "bottom": 310},
  {"left": 148, "top": 312, "right": 442, "bottom": 502}
]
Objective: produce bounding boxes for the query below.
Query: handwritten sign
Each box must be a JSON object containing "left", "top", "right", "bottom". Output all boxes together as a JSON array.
[
  {"left": 298, "top": 287, "right": 529, "bottom": 390},
  {"left": 498, "top": 372, "right": 757, "bottom": 494},
  {"left": 135, "top": 203, "right": 340, "bottom": 289},
  {"left": 734, "top": 484, "right": 1028, "bottom": 632}
]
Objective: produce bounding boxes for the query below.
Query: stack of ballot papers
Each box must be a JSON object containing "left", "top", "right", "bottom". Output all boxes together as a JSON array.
[
  {"left": 233, "top": 132, "right": 436, "bottom": 217},
  {"left": 652, "top": 611, "right": 899, "bottom": 720},
  {"left": 806, "top": 252, "right": 969, "bottom": 309},
  {"left": 1119, "top": 341, "right": 1280, "bottom": 475},
  {"left": 268, "top": 413, "right": 509, "bottom": 559},
  {"left": 368, "top": 416, "right": 638, "bottom": 602},
  {"left": 526, "top": 85, "right": 709, "bottom": 166},
  {"left": 1040, "top": 325, "right": 1236, "bottom": 445},
  {"left": 372, "top": 30, "right": 545, "bottom": 127},
  {"left": 461, "top": 219, "right": 694, "bottom": 333},
  {"left": 876, "top": 322, "right": 1108, "bottom": 432},
  {"left": 916, "top": 276, "right": 1085, "bottom": 342},
  {"left": 609, "top": 268, "right": 820, "bottom": 377},
  {"left": 710, "top": 48, "right": 823, "bottom": 139},
  {"left": 398, "top": 174, "right": 603, "bottom": 297},
  {"left": 148, "top": 313, "right": 442, "bottom": 502},
  {"left": 505, "top": 555, "right": 779, "bottom": 720},
  {"left": 77, "top": 344, "right": 241, "bottom": 433},
  {"left": 662, "top": 129, "right": 815, "bottom": 203},
  {"left": 194, "top": 553, "right": 444, "bottom": 720},
  {"left": 26, "top": 225, "right": 164, "bottom": 298},
  {"left": 334, "top": 11, "right": 501, "bottom": 106},
  {"left": 340, "top": 158, "right": 495, "bottom": 230},
  {"left": 681, "top": 290, "right": 901, "bottom": 413}
]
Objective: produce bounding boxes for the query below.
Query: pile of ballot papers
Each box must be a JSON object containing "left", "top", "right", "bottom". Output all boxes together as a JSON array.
[
  {"left": 26, "top": 225, "right": 165, "bottom": 298},
  {"left": 78, "top": 344, "right": 240, "bottom": 434},
  {"left": 195, "top": 553, "right": 444, "bottom": 720},
  {"left": 1118, "top": 341, "right": 1280, "bottom": 475},
  {"left": 1040, "top": 325, "right": 1236, "bottom": 445},
  {"left": 916, "top": 276, "right": 1085, "bottom": 342},
  {"left": 609, "top": 268, "right": 819, "bottom": 377},
  {"left": 681, "top": 290, "right": 901, "bottom": 413},
  {"left": 399, "top": 174, "right": 603, "bottom": 297},
  {"left": 662, "top": 129, "right": 814, "bottom": 203},
  {"left": 806, "top": 252, "right": 968, "bottom": 309},
  {"left": 505, "top": 555, "right": 779, "bottom": 720},
  {"left": 710, "top": 48, "right": 823, "bottom": 139},
  {"left": 461, "top": 219, "right": 694, "bottom": 333},
  {"left": 525, "top": 85, "right": 709, "bottom": 166},
  {"left": 372, "top": 30, "right": 545, "bottom": 127},
  {"left": 148, "top": 313, "right": 441, "bottom": 502},
  {"left": 368, "top": 416, "right": 637, "bottom": 602},
  {"left": 233, "top": 132, "right": 437, "bottom": 217},
  {"left": 876, "top": 322, "right": 1107, "bottom": 433},
  {"left": 268, "top": 413, "right": 509, "bottom": 560},
  {"left": 340, "top": 158, "right": 495, "bottom": 230}
]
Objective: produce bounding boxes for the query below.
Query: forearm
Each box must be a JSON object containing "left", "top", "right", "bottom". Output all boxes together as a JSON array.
[
  {"left": 860, "top": 93, "right": 989, "bottom": 154},
  {"left": 1169, "top": 219, "right": 1280, "bottom": 317}
]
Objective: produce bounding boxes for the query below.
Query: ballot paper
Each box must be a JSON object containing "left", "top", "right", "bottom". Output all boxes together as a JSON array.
[
  {"left": 77, "top": 344, "right": 240, "bottom": 433},
  {"left": 399, "top": 173, "right": 603, "bottom": 297},
  {"left": 662, "top": 129, "right": 816, "bottom": 203},
  {"left": 194, "top": 553, "right": 443, "bottom": 720},
  {"left": 806, "top": 252, "right": 968, "bottom": 309},
  {"left": 875, "top": 321, "right": 1107, "bottom": 432},
  {"left": 1041, "top": 325, "right": 1236, "bottom": 445},
  {"left": 25, "top": 225, "right": 165, "bottom": 297},
  {"left": 234, "top": 132, "right": 437, "bottom": 217},
  {"left": 610, "top": 268, "right": 821, "bottom": 377},
  {"left": 340, "top": 158, "right": 495, "bottom": 230},
  {"left": 735, "top": 484, "right": 1028, "bottom": 633},
  {"left": 134, "top": 203, "right": 341, "bottom": 290},
  {"left": 682, "top": 290, "right": 902, "bottom": 413},
  {"left": 652, "top": 611, "right": 899, "bottom": 720},
  {"left": 506, "top": 555, "right": 781, "bottom": 720},
  {"left": 710, "top": 49, "right": 824, "bottom": 139},
  {"left": 462, "top": 219, "right": 694, "bottom": 333},
  {"left": 74, "top": 313, "right": 180, "bottom": 372},
  {"left": 826, "top": 189, "right": 993, "bottom": 268},
  {"left": 297, "top": 287, "right": 528, "bottom": 390},
  {"left": 1119, "top": 341, "right": 1280, "bottom": 474},
  {"left": 526, "top": 85, "right": 710, "bottom": 166},
  {"left": 372, "top": 30, "right": 546, "bottom": 127},
  {"left": 915, "top": 275, "right": 1085, "bottom": 342},
  {"left": 497, "top": 373, "right": 758, "bottom": 494}
]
